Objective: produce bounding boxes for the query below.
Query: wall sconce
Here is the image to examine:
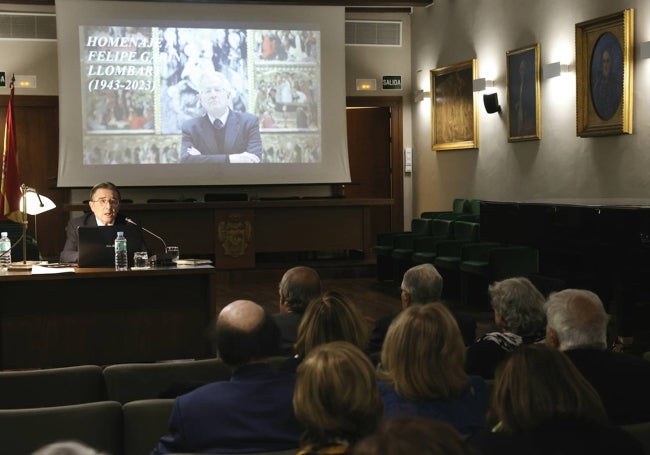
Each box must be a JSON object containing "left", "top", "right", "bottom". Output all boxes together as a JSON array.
[
  {"left": 472, "top": 78, "right": 494, "bottom": 92},
  {"left": 356, "top": 78, "right": 377, "bottom": 91},
  {"left": 641, "top": 41, "right": 650, "bottom": 59},
  {"left": 413, "top": 89, "right": 431, "bottom": 103},
  {"left": 483, "top": 93, "right": 501, "bottom": 114},
  {"left": 543, "top": 62, "right": 570, "bottom": 79}
]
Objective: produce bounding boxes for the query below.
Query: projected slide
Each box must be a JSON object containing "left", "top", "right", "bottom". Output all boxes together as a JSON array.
[{"left": 80, "top": 25, "right": 321, "bottom": 165}]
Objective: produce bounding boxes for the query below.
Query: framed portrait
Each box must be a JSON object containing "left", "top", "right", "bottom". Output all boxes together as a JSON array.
[
  {"left": 506, "top": 44, "right": 541, "bottom": 142},
  {"left": 430, "top": 59, "right": 478, "bottom": 151},
  {"left": 576, "top": 9, "right": 634, "bottom": 137}
]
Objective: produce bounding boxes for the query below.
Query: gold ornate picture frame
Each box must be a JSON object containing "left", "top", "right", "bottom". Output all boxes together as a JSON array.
[
  {"left": 430, "top": 59, "right": 478, "bottom": 151},
  {"left": 506, "top": 44, "right": 541, "bottom": 142},
  {"left": 576, "top": 9, "right": 634, "bottom": 137}
]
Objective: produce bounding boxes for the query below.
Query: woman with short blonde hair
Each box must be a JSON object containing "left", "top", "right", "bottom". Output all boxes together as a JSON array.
[
  {"left": 379, "top": 302, "right": 487, "bottom": 436},
  {"left": 294, "top": 341, "right": 383, "bottom": 454}
]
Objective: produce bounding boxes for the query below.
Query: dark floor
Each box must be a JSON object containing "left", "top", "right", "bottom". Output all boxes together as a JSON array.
[{"left": 213, "top": 258, "right": 498, "bottom": 340}]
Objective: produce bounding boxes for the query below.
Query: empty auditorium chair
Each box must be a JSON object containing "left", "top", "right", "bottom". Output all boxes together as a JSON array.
[
  {"left": 459, "top": 245, "right": 539, "bottom": 308},
  {"left": 0, "top": 401, "right": 123, "bottom": 455},
  {"left": 420, "top": 198, "right": 469, "bottom": 220},
  {"left": 123, "top": 398, "right": 175, "bottom": 455},
  {"left": 0, "top": 365, "right": 106, "bottom": 409},
  {"left": 103, "top": 358, "right": 233, "bottom": 404},
  {"left": 373, "top": 217, "right": 432, "bottom": 281}
]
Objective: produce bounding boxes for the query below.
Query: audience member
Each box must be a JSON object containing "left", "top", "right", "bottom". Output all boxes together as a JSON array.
[
  {"left": 466, "top": 277, "right": 546, "bottom": 379},
  {"left": 293, "top": 341, "right": 383, "bottom": 455},
  {"left": 378, "top": 302, "right": 487, "bottom": 436},
  {"left": 368, "top": 264, "right": 475, "bottom": 354},
  {"left": 151, "top": 300, "right": 302, "bottom": 454},
  {"left": 352, "top": 417, "right": 472, "bottom": 455},
  {"left": 545, "top": 288, "right": 650, "bottom": 424},
  {"left": 469, "top": 344, "right": 643, "bottom": 454},
  {"left": 32, "top": 442, "right": 105, "bottom": 455},
  {"left": 273, "top": 266, "right": 322, "bottom": 355},
  {"left": 293, "top": 289, "right": 369, "bottom": 361}
]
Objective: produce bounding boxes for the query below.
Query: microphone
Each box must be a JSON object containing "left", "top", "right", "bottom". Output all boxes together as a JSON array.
[
  {"left": 125, "top": 217, "right": 174, "bottom": 265},
  {"left": 125, "top": 217, "right": 167, "bottom": 250}
]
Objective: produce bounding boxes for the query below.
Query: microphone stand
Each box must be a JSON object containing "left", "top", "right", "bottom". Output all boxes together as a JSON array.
[{"left": 125, "top": 218, "right": 174, "bottom": 266}]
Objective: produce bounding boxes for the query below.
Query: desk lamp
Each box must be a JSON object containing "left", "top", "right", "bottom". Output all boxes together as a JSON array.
[{"left": 13, "top": 183, "right": 56, "bottom": 269}]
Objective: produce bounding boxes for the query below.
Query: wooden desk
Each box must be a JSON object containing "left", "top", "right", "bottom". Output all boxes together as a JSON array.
[
  {"left": 0, "top": 266, "right": 216, "bottom": 369},
  {"left": 66, "top": 198, "right": 393, "bottom": 269}
]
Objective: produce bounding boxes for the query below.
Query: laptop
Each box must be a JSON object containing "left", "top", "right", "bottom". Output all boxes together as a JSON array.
[{"left": 78, "top": 225, "right": 145, "bottom": 268}]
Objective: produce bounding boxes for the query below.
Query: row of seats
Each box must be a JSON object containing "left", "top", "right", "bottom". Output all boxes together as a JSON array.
[
  {"left": 0, "top": 358, "right": 233, "bottom": 409},
  {"left": 0, "top": 398, "right": 297, "bottom": 455},
  {"left": 373, "top": 199, "right": 540, "bottom": 307}
]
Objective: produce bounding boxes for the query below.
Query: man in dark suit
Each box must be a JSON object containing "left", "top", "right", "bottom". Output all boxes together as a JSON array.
[
  {"left": 60, "top": 182, "right": 127, "bottom": 263},
  {"left": 272, "top": 266, "right": 322, "bottom": 355},
  {"left": 368, "top": 263, "right": 476, "bottom": 354},
  {"left": 545, "top": 288, "right": 650, "bottom": 425},
  {"left": 181, "top": 70, "right": 263, "bottom": 163},
  {"left": 151, "top": 299, "right": 302, "bottom": 454}
]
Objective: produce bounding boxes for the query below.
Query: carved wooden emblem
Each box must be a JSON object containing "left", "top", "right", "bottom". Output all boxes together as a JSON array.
[{"left": 218, "top": 214, "right": 252, "bottom": 257}]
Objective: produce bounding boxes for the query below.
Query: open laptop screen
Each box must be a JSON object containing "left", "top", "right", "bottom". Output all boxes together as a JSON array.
[{"left": 78, "top": 225, "right": 145, "bottom": 268}]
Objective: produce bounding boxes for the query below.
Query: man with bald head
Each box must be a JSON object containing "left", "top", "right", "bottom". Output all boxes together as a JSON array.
[
  {"left": 273, "top": 266, "right": 322, "bottom": 355},
  {"left": 151, "top": 300, "right": 302, "bottom": 454},
  {"left": 545, "top": 289, "right": 650, "bottom": 424}
]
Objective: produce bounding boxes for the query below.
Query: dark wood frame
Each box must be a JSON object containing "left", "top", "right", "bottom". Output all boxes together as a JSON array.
[
  {"left": 430, "top": 59, "right": 478, "bottom": 151},
  {"left": 506, "top": 44, "right": 541, "bottom": 142},
  {"left": 576, "top": 9, "right": 634, "bottom": 137}
]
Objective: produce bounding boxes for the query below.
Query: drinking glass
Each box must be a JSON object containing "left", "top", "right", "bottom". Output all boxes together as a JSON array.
[
  {"left": 165, "top": 246, "right": 180, "bottom": 263},
  {"left": 133, "top": 251, "right": 149, "bottom": 269}
]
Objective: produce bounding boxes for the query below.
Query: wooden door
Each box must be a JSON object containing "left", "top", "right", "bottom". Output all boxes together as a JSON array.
[{"left": 346, "top": 96, "right": 403, "bottom": 236}]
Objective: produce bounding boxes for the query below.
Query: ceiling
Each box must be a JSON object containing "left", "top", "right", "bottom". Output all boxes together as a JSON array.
[{"left": 1, "top": 0, "right": 433, "bottom": 7}]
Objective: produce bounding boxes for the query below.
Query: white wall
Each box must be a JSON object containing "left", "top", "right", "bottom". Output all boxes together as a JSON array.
[
  {"left": 345, "top": 11, "right": 414, "bottom": 226},
  {"left": 411, "top": 0, "right": 650, "bottom": 216}
]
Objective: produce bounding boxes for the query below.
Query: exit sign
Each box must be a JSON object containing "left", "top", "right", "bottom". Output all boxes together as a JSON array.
[
  {"left": 0, "top": 72, "right": 5, "bottom": 87},
  {"left": 382, "top": 75, "right": 401, "bottom": 90}
]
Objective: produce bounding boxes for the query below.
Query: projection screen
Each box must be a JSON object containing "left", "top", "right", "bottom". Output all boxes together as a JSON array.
[{"left": 55, "top": 0, "right": 350, "bottom": 187}]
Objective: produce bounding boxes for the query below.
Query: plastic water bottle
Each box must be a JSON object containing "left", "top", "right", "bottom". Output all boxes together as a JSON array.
[
  {"left": 0, "top": 232, "right": 11, "bottom": 272},
  {"left": 114, "top": 231, "right": 128, "bottom": 271}
]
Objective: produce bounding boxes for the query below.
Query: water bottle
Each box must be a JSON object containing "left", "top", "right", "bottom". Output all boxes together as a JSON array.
[
  {"left": 0, "top": 232, "right": 11, "bottom": 272},
  {"left": 114, "top": 231, "right": 128, "bottom": 271}
]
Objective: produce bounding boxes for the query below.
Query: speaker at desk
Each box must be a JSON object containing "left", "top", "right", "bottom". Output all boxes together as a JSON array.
[{"left": 483, "top": 93, "right": 501, "bottom": 114}]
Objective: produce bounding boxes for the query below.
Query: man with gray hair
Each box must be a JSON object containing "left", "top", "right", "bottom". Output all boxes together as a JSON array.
[
  {"left": 368, "top": 263, "right": 476, "bottom": 353},
  {"left": 181, "top": 70, "right": 262, "bottom": 163},
  {"left": 545, "top": 288, "right": 650, "bottom": 424},
  {"left": 273, "top": 266, "right": 322, "bottom": 355}
]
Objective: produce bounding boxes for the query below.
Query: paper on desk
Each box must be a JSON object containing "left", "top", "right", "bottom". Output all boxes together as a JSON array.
[{"left": 31, "top": 264, "right": 76, "bottom": 274}]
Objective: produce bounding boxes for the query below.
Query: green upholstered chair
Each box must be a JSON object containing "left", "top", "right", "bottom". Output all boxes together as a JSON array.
[
  {"left": 410, "top": 218, "right": 464, "bottom": 266},
  {"left": 123, "top": 398, "right": 175, "bottom": 455},
  {"left": 0, "top": 401, "right": 123, "bottom": 455},
  {"left": 373, "top": 217, "right": 432, "bottom": 281},
  {"left": 459, "top": 245, "right": 539, "bottom": 308},
  {"left": 103, "top": 358, "right": 232, "bottom": 404},
  {"left": 0, "top": 365, "right": 106, "bottom": 409},
  {"left": 420, "top": 198, "right": 468, "bottom": 220}
]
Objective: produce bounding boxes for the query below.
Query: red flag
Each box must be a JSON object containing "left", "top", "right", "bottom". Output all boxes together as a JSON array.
[{"left": 0, "top": 76, "right": 21, "bottom": 222}]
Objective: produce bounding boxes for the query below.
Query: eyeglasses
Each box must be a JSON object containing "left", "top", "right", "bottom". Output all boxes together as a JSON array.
[{"left": 91, "top": 198, "right": 120, "bottom": 207}]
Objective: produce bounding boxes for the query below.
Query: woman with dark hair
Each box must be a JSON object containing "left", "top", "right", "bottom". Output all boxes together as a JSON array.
[
  {"left": 352, "top": 417, "right": 472, "bottom": 455},
  {"left": 293, "top": 341, "right": 383, "bottom": 455},
  {"left": 469, "top": 344, "right": 643, "bottom": 454},
  {"left": 378, "top": 302, "right": 487, "bottom": 436}
]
